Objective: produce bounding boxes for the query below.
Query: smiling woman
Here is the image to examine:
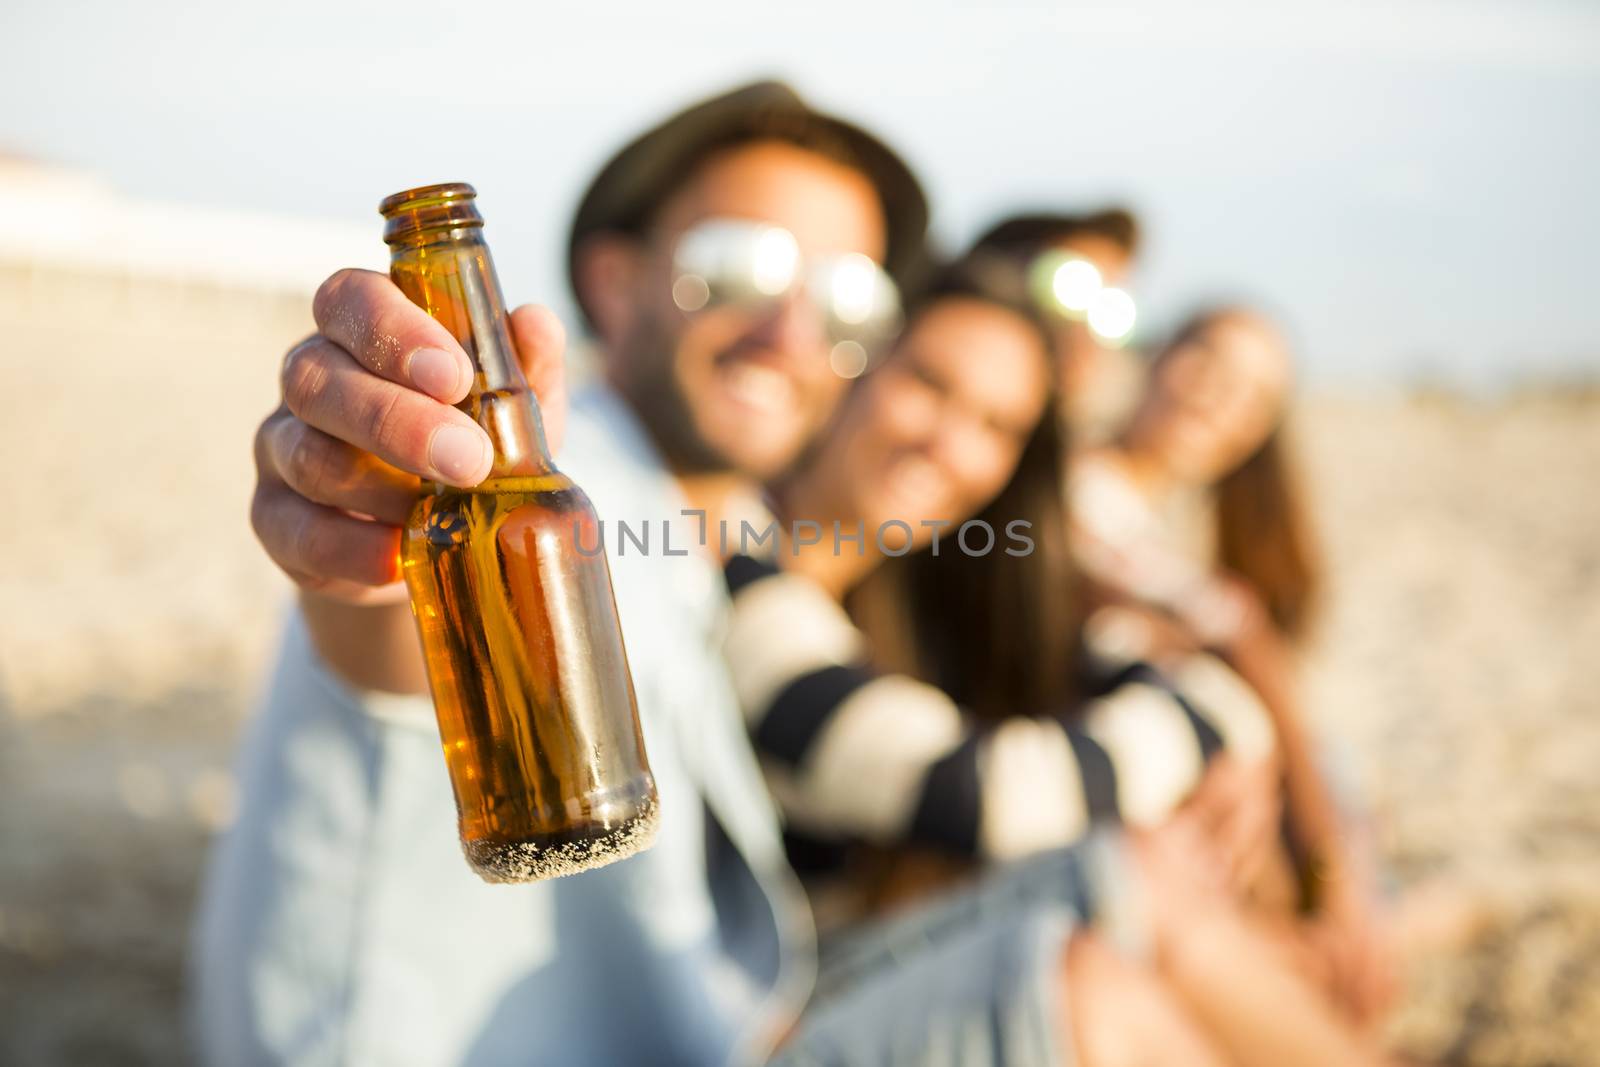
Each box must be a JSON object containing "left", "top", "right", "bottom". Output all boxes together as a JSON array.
[
  {"left": 792, "top": 292, "right": 1051, "bottom": 556},
  {"left": 1080, "top": 305, "right": 1318, "bottom": 641}
]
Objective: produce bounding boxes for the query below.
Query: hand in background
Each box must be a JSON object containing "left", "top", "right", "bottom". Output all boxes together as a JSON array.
[{"left": 1183, "top": 754, "right": 1288, "bottom": 902}]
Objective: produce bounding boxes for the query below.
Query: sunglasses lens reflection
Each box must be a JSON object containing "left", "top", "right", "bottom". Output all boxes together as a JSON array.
[
  {"left": 751, "top": 227, "right": 800, "bottom": 295},
  {"left": 1051, "top": 258, "right": 1101, "bottom": 313},
  {"left": 673, "top": 220, "right": 797, "bottom": 310},
  {"left": 1028, "top": 250, "right": 1137, "bottom": 346},
  {"left": 822, "top": 253, "right": 883, "bottom": 326},
  {"left": 829, "top": 339, "right": 870, "bottom": 379},
  {"left": 672, "top": 219, "right": 900, "bottom": 372},
  {"left": 671, "top": 273, "right": 711, "bottom": 312},
  {"left": 1088, "top": 287, "right": 1136, "bottom": 343}
]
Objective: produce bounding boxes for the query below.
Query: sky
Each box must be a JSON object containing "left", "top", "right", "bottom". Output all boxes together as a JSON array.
[{"left": 5, "top": 0, "right": 1598, "bottom": 387}]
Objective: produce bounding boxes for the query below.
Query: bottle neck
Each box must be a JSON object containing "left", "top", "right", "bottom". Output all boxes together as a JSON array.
[{"left": 389, "top": 229, "right": 554, "bottom": 479}]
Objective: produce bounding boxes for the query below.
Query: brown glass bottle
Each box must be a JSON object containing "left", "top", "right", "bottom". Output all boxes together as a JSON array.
[{"left": 380, "top": 182, "right": 657, "bottom": 883}]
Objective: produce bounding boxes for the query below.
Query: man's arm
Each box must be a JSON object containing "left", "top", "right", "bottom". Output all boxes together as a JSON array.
[{"left": 251, "top": 268, "right": 568, "bottom": 693}]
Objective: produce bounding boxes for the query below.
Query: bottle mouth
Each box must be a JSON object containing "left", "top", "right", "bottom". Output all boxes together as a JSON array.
[{"left": 380, "top": 182, "right": 483, "bottom": 244}]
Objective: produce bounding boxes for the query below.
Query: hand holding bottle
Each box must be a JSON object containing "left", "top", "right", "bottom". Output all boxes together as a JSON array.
[
  {"left": 250, "top": 269, "right": 568, "bottom": 689},
  {"left": 254, "top": 267, "right": 567, "bottom": 599}
]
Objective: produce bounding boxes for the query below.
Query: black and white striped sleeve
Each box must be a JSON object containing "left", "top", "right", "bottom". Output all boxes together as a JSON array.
[{"left": 721, "top": 555, "right": 1274, "bottom": 861}]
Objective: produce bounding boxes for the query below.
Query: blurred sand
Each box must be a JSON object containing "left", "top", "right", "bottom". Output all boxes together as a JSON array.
[{"left": 1, "top": 271, "right": 1597, "bottom": 1064}]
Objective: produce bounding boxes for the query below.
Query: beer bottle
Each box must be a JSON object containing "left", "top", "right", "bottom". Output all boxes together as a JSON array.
[{"left": 380, "top": 182, "right": 658, "bottom": 882}]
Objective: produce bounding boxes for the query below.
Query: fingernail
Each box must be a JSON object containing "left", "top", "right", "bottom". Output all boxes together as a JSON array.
[
  {"left": 409, "top": 347, "right": 463, "bottom": 399},
  {"left": 429, "top": 424, "right": 489, "bottom": 485}
]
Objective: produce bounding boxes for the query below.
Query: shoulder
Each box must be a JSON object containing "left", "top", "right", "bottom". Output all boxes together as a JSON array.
[
  {"left": 1070, "top": 451, "right": 1146, "bottom": 521},
  {"left": 558, "top": 384, "right": 669, "bottom": 515}
]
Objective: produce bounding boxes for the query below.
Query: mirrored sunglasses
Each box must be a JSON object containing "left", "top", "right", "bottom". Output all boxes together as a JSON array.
[
  {"left": 670, "top": 218, "right": 902, "bottom": 378},
  {"left": 1027, "top": 249, "right": 1138, "bottom": 347}
]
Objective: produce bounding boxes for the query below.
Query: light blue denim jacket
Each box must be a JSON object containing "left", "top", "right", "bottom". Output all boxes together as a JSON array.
[{"left": 193, "top": 384, "right": 816, "bottom": 1066}]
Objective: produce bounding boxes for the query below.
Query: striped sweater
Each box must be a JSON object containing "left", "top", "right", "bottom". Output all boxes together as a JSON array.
[{"left": 722, "top": 554, "right": 1274, "bottom": 861}]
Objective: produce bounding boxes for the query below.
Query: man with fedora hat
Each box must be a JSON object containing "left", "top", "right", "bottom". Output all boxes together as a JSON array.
[{"left": 195, "top": 80, "right": 1109, "bottom": 1066}]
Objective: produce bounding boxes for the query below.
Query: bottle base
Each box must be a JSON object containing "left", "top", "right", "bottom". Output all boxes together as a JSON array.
[{"left": 461, "top": 799, "right": 660, "bottom": 884}]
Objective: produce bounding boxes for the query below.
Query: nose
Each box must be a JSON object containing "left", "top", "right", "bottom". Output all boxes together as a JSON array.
[
  {"left": 1166, "top": 346, "right": 1224, "bottom": 408},
  {"left": 746, "top": 291, "right": 829, "bottom": 361},
  {"left": 1188, "top": 356, "right": 1234, "bottom": 410},
  {"left": 1057, "top": 322, "right": 1102, "bottom": 382},
  {"left": 927, "top": 407, "right": 990, "bottom": 494}
]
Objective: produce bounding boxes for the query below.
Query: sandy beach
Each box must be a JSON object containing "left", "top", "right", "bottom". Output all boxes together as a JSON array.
[{"left": 1, "top": 272, "right": 1597, "bottom": 1065}]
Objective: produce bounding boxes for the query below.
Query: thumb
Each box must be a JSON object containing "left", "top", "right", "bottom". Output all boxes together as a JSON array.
[{"left": 508, "top": 304, "right": 569, "bottom": 455}]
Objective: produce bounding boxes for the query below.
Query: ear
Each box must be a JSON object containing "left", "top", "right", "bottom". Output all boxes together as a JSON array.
[{"left": 574, "top": 234, "right": 646, "bottom": 353}]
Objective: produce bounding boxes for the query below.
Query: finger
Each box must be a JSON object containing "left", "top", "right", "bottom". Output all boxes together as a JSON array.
[
  {"left": 1226, "top": 807, "right": 1278, "bottom": 888},
  {"left": 313, "top": 268, "right": 473, "bottom": 403},
  {"left": 1333, "top": 935, "right": 1370, "bottom": 1022},
  {"left": 254, "top": 403, "right": 293, "bottom": 489},
  {"left": 509, "top": 303, "right": 568, "bottom": 454},
  {"left": 285, "top": 565, "right": 411, "bottom": 606},
  {"left": 281, "top": 335, "right": 492, "bottom": 486},
  {"left": 1180, "top": 761, "right": 1224, "bottom": 816},
  {"left": 1366, "top": 956, "right": 1399, "bottom": 1023},
  {"left": 1189, "top": 760, "right": 1243, "bottom": 835},
  {"left": 295, "top": 571, "right": 410, "bottom": 605},
  {"left": 1345, "top": 920, "right": 1395, "bottom": 1023},
  {"left": 1289, "top": 926, "right": 1336, "bottom": 989},
  {"left": 252, "top": 482, "right": 403, "bottom": 589},
  {"left": 260, "top": 413, "right": 421, "bottom": 524}
]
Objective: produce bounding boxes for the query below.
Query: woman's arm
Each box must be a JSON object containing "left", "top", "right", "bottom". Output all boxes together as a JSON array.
[
  {"left": 722, "top": 555, "right": 1275, "bottom": 862},
  {"left": 1194, "top": 580, "right": 1348, "bottom": 905},
  {"left": 1198, "top": 578, "right": 1397, "bottom": 1024}
]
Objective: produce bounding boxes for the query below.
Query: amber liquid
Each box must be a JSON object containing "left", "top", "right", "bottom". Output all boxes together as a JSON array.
[
  {"left": 402, "top": 467, "right": 658, "bottom": 882},
  {"left": 384, "top": 190, "right": 656, "bottom": 883}
]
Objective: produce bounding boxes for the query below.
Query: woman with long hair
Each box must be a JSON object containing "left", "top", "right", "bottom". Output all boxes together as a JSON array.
[
  {"left": 1070, "top": 306, "right": 1396, "bottom": 1025},
  {"left": 1071, "top": 306, "right": 1319, "bottom": 642}
]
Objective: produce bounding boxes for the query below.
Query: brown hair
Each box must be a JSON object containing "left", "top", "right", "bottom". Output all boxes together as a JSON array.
[
  {"left": 1214, "top": 426, "right": 1322, "bottom": 641},
  {"left": 971, "top": 207, "right": 1142, "bottom": 262},
  {"left": 598, "top": 115, "right": 866, "bottom": 241},
  {"left": 567, "top": 81, "right": 932, "bottom": 329},
  {"left": 847, "top": 257, "right": 1081, "bottom": 720},
  {"left": 1170, "top": 307, "right": 1322, "bottom": 641}
]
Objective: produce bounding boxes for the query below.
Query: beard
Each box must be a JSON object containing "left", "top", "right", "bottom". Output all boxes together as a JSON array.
[{"left": 610, "top": 307, "right": 739, "bottom": 476}]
